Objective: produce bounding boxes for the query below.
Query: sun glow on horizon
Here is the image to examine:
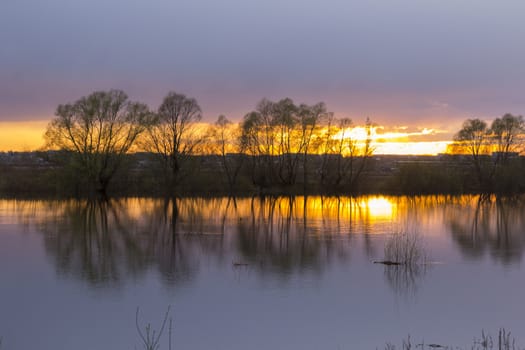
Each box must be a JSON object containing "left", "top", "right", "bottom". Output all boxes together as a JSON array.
[
  {"left": 0, "top": 120, "right": 452, "bottom": 155},
  {"left": 0, "top": 121, "right": 48, "bottom": 151},
  {"left": 333, "top": 125, "right": 451, "bottom": 155},
  {"left": 373, "top": 141, "right": 451, "bottom": 155}
]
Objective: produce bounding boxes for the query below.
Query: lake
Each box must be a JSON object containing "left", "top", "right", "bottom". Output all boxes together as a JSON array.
[{"left": 0, "top": 195, "right": 524, "bottom": 349}]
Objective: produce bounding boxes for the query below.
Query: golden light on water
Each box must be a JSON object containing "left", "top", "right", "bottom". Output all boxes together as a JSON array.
[
  {"left": 359, "top": 197, "right": 395, "bottom": 220},
  {"left": 9, "top": 196, "right": 481, "bottom": 245},
  {"left": 0, "top": 195, "right": 399, "bottom": 229}
]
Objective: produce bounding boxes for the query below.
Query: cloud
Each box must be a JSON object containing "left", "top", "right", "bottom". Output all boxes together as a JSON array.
[{"left": 2, "top": 0, "right": 525, "bottom": 126}]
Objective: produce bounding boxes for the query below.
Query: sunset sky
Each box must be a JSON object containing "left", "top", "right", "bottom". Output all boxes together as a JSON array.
[{"left": 2, "top": 0, "right": 525, "bottom": 152}]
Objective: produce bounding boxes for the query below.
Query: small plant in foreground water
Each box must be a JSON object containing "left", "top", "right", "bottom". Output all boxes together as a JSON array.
[
  {"left": 135, "top": 306, "right": 172, "bottom": 350},
  {"left": 473, "top": 328, "right": 517, "bottom": 350},
  {"left": 374, "top": 229, "right": 429, "bottom": 297},
  {"left": 382, "top": 328, "right": 522, "bottom": 350},
  {"left": 383, "top": 230, "right": 426, "bottom": 266}
]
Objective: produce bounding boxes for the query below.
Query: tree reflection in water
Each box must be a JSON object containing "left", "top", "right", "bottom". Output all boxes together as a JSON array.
[
  {"left": 235, "top": 196, "right": 354, "bottom": 277},
  {"left": 8, "top": 194, "right": 525, "bottom": 299},
  {"left": 20, "top": 195, "right": 516, "bottom": 294},
  {"left": 29, "top": 196, "right": 365, "bottom": 287},
  {"left": 446, "top": 196, "right": 525, "bottom": 264},
  {"left": 35, "top": 198, "right": 226, "bottom": 288},
  {"left": 39, "top": 199, "right": 145, "bottom": 286}
]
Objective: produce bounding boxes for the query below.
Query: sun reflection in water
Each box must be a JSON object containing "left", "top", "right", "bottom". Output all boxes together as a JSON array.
[{"left": 360, "top": 197, "right": 395, "bottom": 221}]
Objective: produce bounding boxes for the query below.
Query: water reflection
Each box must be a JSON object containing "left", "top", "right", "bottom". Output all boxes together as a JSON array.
[
  {"left": 383, "top": 259, "right": 428, "bottom": 298},
  {"left": 446, "top": 197, "right": 525, "bottom": 264},
  {"left": 5, "top": 195, "right": 525, "bottom": 292},
  {"left": 234, "top": 196, "right": 352, "bottom": 277},
  {"left": 33, "top": 198, "right": 226, "bottom": 288},
  {"left": 11, "top": 196, "right": 396, "bottom": 288},
  {"left": 38, "top": 200, "right": 145, "bottom": 286},
  {"left": 5, "top": 195, "right": 525, "bottom": 350}
]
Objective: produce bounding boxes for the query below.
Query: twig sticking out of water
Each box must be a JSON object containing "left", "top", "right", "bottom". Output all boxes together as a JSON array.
[
  {"left": 383, "top": 230, "right": 426, "bottom": 266},
  {"left": 474, "top": 328, "right": 517, "bottom": 350},
  {"left": 135, "top": 306, "right": 172, "bottom": 350},
  {"left": 383, "top": 335, "right": 414, "bottom": 350}
]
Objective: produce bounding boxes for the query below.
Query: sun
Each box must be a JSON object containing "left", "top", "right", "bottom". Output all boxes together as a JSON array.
[{"left": 361, "top": 197, "right": 394, "bottom": 220}]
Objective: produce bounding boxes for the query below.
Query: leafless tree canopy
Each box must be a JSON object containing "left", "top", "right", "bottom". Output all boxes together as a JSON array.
[
  {"left": 451, "top": 114, "right": 525, "bottom": 192},
  {"left": 142, "top": 91, "right": 203, "bottom": 190},
  {"left": 44, "top": 89, "right": 149, "bottom": 194}
]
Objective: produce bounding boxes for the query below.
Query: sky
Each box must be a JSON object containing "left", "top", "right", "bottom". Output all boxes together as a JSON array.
[{"left": 1, "top": 0, "right": 525, "bottom": 151}]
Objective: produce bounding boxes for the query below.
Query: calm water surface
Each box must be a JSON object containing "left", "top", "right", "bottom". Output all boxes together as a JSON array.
[{"left": 1, "top": 196, "right": 525, "bottom": 349}]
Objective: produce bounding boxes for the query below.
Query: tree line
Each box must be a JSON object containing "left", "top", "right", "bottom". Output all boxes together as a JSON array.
[
  {"left": 449, "top": 114, "right": 525, "bottom": 194},
  {"left": 44, "top": 89, "right": 374, "bottom": 196},
  {"left": 41, "top": 89, "right": 525, "bottom": 197},
  {"left": 385, "top": 114, "right": 525, "bottom": 196}
]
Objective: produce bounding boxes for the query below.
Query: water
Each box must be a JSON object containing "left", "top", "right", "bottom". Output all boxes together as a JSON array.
[{"left": 0, "top": 196, "right": 524, "bottom": 349}]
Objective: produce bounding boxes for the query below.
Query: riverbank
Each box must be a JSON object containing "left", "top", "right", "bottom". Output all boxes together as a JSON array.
[{"left": 1, "top": 151, "right": 524, "bottom": 198}]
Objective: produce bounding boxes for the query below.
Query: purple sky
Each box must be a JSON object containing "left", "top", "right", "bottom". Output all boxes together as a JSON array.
[{"left": 2, "top": 0, "right": 525, "bottom": 133}]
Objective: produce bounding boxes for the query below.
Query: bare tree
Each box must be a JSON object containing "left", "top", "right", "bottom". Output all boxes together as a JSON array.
[
  {"left": 44, "top": 89, "right": 149, "bottom": 196},
  {"left": 489, "top": 113, "right": 525, "bottom": 194},
  {"left": 273, "top": 98, "right": 300, "bottom": 185},
  {"left": 333, "top": 117, "right": 354, "bottom": 186},
  {"left": 316, "top": 117, "right": 374, "bottom": 192},
  {"left": 297, "top": 102, "right": 328, "bottom": 189},
  {"left": 317, "top": 112, "right": 338, "bottom": 186},
  {"left": 210, "top": 115, "right": 246, "bottom": 193},
  {"left": 143, "top": 92, "right": 203, "bottom": 193},
  {"left": 347, "top": 117, "right": 375, "bottom": 191},
  {"left": 241, "top": 98, "right": 329, "bottom": 189},
  {"left": 453, "top": 118, "right": 491, "bottom": 191},
  {"left": 490, "top": 113, "right": 524, "bottom": 164},
  {"left": 241, "top": 102, "right": 276, "bottom": 189}
]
